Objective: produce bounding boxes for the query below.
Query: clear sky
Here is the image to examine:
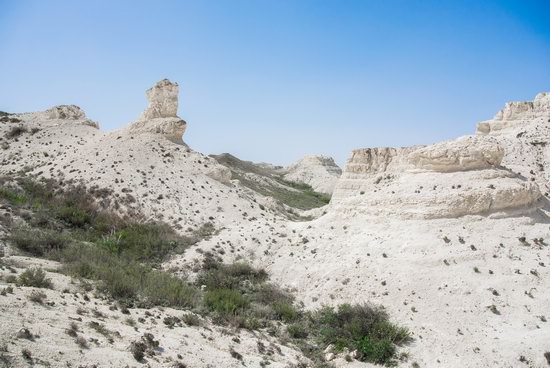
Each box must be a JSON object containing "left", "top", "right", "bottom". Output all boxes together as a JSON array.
[{"left": 0, "top": 0, "right": 549, "bottom": 166}]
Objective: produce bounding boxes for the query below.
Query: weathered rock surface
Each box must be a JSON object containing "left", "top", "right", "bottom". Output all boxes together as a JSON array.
[
  {"left": 15, "top": 104, "right": 100, "bottom": 128},
  {"left": 283, "top": 155, "right": 341, "bottom": 194},
  {"left": 139, "top": 79, "right": 180, "bottom": 120},
  {"left": 331, "top": 135, "right": 542, "bottom": 219},
  {"left": 476, "top": 92, "right": 550, "bottom": 194},
  {"left": 129, "top": 79, "right": 187, "bottom": 142},
  {"left": 46, "top": 105, "right": 86, "bottom": 120},
  {"left": 477, "top": 92, "right": 550, "bottom": 134},
  {"left": 128, "top": 116, "right": 187, "bottom": 143},
  {"left": 408, "top": 136, "right": 504, "bottom": 172}
]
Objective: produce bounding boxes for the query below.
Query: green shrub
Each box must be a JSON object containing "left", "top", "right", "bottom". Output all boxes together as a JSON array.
[
  {"left": 287, "top": 323, "right": 308, "bottom": 338},
  {"left": 9, "top": 228, "right": 69, "bottom": 256},
  {"left": 56, "top": 205, "right": 92, "bottom": 227},
  {"left": 106, "top": 222, "right": 186, "bottom": 262},
  {"left": 28, "top": 290, "right": 47, "bottom": 304},
  {"left": 0, "top": 187, "right": 27, "bottom": 205},
  {"left": 5, "top": 125, "right": 27, "bottom": 139},
  {"left": 58, "top": 243, "right": 198, "bottom": 309},
  {"left": 88, "top": 321, "right": 114, "bottom": 339},
  {"left": 308, "top": 304, "right": 410, "bottom": 365},
  {"left": 198, "top": 261, "right": 267, "bottom": 290},
  {"left": 142, "top": 271, "right": 197, "bottom": 308},
  {"left": 272, "top": 300, "right": 299, "bottom": 322},
  {"left": 204, "top": 288, "right": 249, "bottom": 317},
  {"left": 356, "top": 337, "right": 395, "bottom": 365},
  {"left": 182, "top": 313, "right": 201, "bottom": 326},
  {"left": 98, "top": 264, "right": 142, "bottom": 300},
  {"left": 17, "top": 268, "right": 52, "bottom": 288}
]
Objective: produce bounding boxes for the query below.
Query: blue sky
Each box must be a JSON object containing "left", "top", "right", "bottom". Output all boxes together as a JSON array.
[{"left": 0, "top": 0, "right": 549, "bottom": 165}]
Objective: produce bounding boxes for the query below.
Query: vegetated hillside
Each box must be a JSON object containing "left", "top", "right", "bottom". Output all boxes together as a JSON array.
[
  {"left": 0, "top": 80, "right": 409, "bottom": 368},
  {"left": 211, "top": 153, "right": 331, "bottom": 212},
  {"left": 0, "top": 175, "right": 410, "bottom": 367}
]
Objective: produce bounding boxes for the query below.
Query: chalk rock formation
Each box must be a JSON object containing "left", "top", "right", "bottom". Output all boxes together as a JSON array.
[
  {"left": 331, "top": 136, "right": 542, "bottom": 219},
  {"left": 283, "top": 155, "right": 342, "bottom": 194},
  {"left": 46, "top": 105, "right": 86, "bottom": 120},
  {"left": 129, "top": 79, "right": 187, "bottom": 142},
  {"left": 408, "top": 136, "right": 504, "bottom": 172},
  {"left": 475, "top": 92, "right": 550, "bottom": 194},
  {"left": 477, "top": 92, "right": 550, "bottom": 134},
  {"left": 40, "top": 105, "right": 99, "bottom": 128},
  {"left": 140, "top": 79, "right": 180, "bottom": 120}
]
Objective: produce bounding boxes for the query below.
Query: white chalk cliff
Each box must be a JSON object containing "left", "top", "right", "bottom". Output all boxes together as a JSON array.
[
  {"left": 476, "top": 92, "right": 550, "bottom": 195},
  {"left": 477, "top": 92, "right": 550, "bottom": 134},
  {"left": 331, "top": 109, "right": 547, "bottom": 219}
]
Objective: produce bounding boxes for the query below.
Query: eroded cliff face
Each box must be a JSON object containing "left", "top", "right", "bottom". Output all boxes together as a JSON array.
[
  {"left": 474, "top": 92, "right": 550, "bottom": 195},
  {"left": 331, "top": 136, "right": 542, "bottom": 219},
  {"left": 477, "top": 92, "right": 550, "bottom": 134}
]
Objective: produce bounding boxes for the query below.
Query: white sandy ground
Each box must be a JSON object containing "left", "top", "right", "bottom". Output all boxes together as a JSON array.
[
  {"left": 0, "top": 90, "right": 549, "bottom": 367},
  {"left": 171, "top": 212, "right": 549, "bottom": 368},
  {"left": 0, "top": 256, "right": 304, "bottom": 368}
]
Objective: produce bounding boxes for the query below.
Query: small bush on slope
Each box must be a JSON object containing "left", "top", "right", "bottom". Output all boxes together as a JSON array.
[
  {"left": 310, "top": 304, "right": 410, "bottom": 365},
  {"left": 5, "top": 125, "right": 27, "bottom": 139},
  {"left": 17, "top": 268, "right": 52, "bottom": 289},
  {"left": 9, "top": 228, "right": 69, "bottom": 257}
]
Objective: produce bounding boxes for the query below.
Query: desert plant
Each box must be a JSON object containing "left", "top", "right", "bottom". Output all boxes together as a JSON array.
[
  {"left": 75, "top": 335, "right": 89, "bottom": 349},
  {"left": 17, "top": 268, "right": 52, "bottom": 288},
  {"left": 182, "top": 313, "right": 201, "bottom": 326},
  {"left": 21, "top": 349, "right": 32, "bottom": 362},
  {"left": 287, "top": 323, "right": 308, "bottom": 338},
  {"left": 0, "top": 187, "right": 27, "bottom": 204},
  {"left": 5, "top": 126, "right": 27, "bottom": 139},
  {"left": 130, "top": 340, "right": 146, "bottom": 361},
  {"left": 28, "top": 290, "right": 47, "bottom": 304},
  {"left": 305, "top": 304, "right": 410, "bottom": 365},
  {"left": 10, "top": 228, "right": 69, "bottom": 257},
  {"left": 204, "top": 288, "right": 249, "bottom": 318}
]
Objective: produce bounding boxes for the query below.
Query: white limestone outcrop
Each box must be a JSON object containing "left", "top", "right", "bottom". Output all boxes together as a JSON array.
[
  {"left": 331, "top": 136, "right": 541, "bottom": 219},
  {"left": 139, "top": 79, "right": 180, "bottom": 120},
  {"left": 129, "top": 79, "right": 187, "bottom": 142},
  {"left": 477, "top": 92, "right": 550, "bottom": 134},
  {"left": 46, "top": 105, "right": 86, "bottom": 120},
  {"left": 283, "top": 155, "right": 342, "bottom": 194},
  {"left": 408, "top": 136, "right": 504, "bottom": 172},
  {"left": 475, "top": 92, "right": 550, "bottom": 194}
]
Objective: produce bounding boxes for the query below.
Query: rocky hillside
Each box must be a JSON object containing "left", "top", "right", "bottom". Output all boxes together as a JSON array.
[
  {"left": 211, "top": 153, "right": 331, "bottom": 215},
  {"left": 1, "top": 85, "right": 550, "bottom": 368},
  {"left": 283, "top": 155, "right": 342, "bottom": 195},
  {"left": 171, "top": 92, "right": 550, "bottom": 367}
]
